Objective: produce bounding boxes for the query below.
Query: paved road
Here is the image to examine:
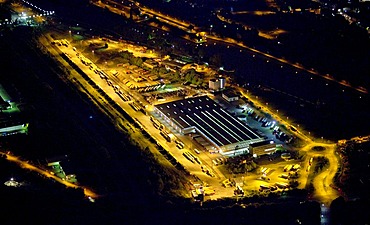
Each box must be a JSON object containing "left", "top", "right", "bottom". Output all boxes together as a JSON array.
[
  {"left": 1, "top": 151, "right": 99, "bottom": 198},
  {"left": 95, "top": 0, "right": 368, "bottom": 95},
  {"left": 48, "top": 31, "right": 345, "bottom": 203},
  {"left": 239, "top": 88, "right": 340, "bottom": 205}
]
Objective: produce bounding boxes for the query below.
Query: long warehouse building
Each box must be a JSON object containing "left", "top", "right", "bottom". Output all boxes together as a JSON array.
[
  {"left": 0, "top": 84, "right": 29, "bottom": 136},
  {"left": 154, "top": 96, "right": 265, "bottom": 154}
]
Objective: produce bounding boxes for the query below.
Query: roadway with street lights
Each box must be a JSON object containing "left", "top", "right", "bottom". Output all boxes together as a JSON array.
[
  {"left": 1, "top": 150, "right": 99, "bottom": 200},
  {"left": 2, "top": 0, "right": 358, "bottom": 205},
  {"left": 41, "top": 30, "right": 344, "bottom": 203}
]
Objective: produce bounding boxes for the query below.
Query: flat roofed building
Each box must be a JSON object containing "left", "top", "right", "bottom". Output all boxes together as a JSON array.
[
  {"left": 143, "top": 60, "right": 158, "bottom": 69},
  {"left": 161, "top": 60, "right": 186, "bottom": 72},
  {"left": 0, "top": 84, "right": 29, "bottom": 136},
  {"left": 249, "top": 140, "right": 276, "bottom": 157},
  {"left": 209, "top": 78, "right": 220, "bottom": 91},
  {"left": 154, "top": 96, "right": 264, "bottom": 154},
  {"left": 209, "top": 77, "right": 225, "bottom": 92},
  {"left": 222, "top": 89, "right": 239, "bottom": 102}
]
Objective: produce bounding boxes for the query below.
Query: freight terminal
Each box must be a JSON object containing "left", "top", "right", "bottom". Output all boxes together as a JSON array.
[{"left": 153, "top": 96, "right": 266, "bottom": 155}]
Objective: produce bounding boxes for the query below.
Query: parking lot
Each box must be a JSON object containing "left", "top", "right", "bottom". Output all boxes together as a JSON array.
[{"left": 47, "top": 31, "right": 306, "bottom": 200}]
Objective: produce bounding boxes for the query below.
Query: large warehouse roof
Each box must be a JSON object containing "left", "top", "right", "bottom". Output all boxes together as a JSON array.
[{"left": 155, "top": 96, "right": 262, "bottom": 147}]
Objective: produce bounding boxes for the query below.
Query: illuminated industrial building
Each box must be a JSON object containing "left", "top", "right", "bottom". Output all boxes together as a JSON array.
[
  {"left": 154, "top": 96, "right": 265, "bottom": 154},
  {"left": 222, "top": 89, "right": 239, "bottom": 102},
  {"left": 209, "top": 77, "right": 225, "bottom": 92},
  {"left": 0, "top": 84, "right": 29, "bottom": 136},
  {"left": 249, "top": 140, "right": 276, "bottom": 157}
]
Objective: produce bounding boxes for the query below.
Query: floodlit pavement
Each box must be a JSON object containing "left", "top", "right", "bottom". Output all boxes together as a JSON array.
[
  {"left": 2, "top": 0, "right": 366, "bottom": 209},
  {"left": 45, "top": 31, "right": 344, "bottom": 203},
  {"left": 239, "top": 88, "right": 340, "bottom": 205},
  {"left": 10, "top": 13, "right": 350, "bottom": 203},
  {"left": 92, "top": 0, "right": 368, "bottom": 95}
]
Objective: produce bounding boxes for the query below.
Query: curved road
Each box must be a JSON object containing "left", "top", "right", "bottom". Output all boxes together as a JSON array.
[{"left": 239, "top": 89, "right": 340, "bottom": 206}]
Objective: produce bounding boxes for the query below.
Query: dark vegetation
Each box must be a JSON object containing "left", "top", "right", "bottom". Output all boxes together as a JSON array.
[
  {"left": 329, "top": 141, "right": 370, "bottom": 225},
  {"left": 311, "top": 146, "right": 326, "bottom": 152},
  {"left": 330, "top": 196, "right": 370, "bottom": 225},
  {"left": 336, "top": 141, "right": 370, "bottom": 199},
  {"left": 226, "top": 154, "right": 258, "bottom": 174},
  {"left": 1, "top": 153, "right": 321, "bottom": 225},
  {"left": 136, "top": 0, "right": 370, "bottom": 89},
  {"left": 1, "top": 1, "right": 351, "bottom": 224},
  {"left": 1, "top": 24, "right": 186, "bottom": 206},
  {"left": 86, "top": 0, "right": 370, "bottom": 141},
  {"left": 0, "top": 21, "right": 323, "bottom": 225},
  {"left": 313, "top": 156, "right": 329, "bottom": 173}
]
